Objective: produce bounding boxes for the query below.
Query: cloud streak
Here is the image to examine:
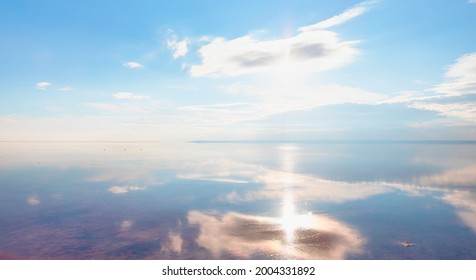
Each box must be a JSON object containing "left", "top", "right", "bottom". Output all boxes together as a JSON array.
[
  {"left": 123, "top": 62, "right": 143, "bottom": 69},
  {"left": 113, "top": 92, "right": 149, "bottom": 100},
  {"left": 298, "top": 1, "right": 376, "bottom": 32}
]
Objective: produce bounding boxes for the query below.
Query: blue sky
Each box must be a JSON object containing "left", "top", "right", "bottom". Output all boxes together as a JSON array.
[{"left": 1, "top": 0, "right": 476, "bottom": 141}]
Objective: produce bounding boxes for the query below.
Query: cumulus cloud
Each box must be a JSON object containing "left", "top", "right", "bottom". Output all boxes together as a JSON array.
[
  {"left": 107, "top": 185, "right": 146, "bottom": 194},
  {"left": 123, "top": 61, "right": 143, "bottom": 69},
  {"left": 167, "top": 38, "right": 190, "bottom": 59},
  {"left": 190, "top": 29, "right": 359, "bottom": 77},
  {"left": 188, "top": 2, "right": 374, "bottom": 77},
  {"left": 113, "top": 92, "right": 148, "bottom": 100},
  {"left": 432, "top": 52, "right": 476, "bottom": 96},
  {"left": 36, "top": 82, "right": 50, "bottom": 90}
]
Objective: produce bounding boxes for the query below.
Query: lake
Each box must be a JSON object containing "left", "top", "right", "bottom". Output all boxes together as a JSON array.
[{"left": 1, "top": 141, "right": 476, "bottom": 259}]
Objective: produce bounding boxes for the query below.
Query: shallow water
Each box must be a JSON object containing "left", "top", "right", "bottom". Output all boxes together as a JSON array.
[{"left": 1, "top": 141, "right": 476, "bottom": 259}]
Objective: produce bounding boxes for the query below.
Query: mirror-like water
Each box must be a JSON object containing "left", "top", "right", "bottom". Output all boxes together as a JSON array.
[{"left": 1, "top": 141, "right": 476, "bottom": 259}]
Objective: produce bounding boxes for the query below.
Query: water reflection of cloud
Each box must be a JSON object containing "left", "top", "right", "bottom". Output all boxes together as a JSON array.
[
  {"left": 419, "top": 166, "right": 476, "bottom": 187},
  {"left": 188, "top": 211, "right": 363, "bottom": 260},
  {"left": 442, "top": 191, "right": 476, "bottom": 233},
  {"left": 119, "top": 220, "right": 133, "bottom": 230},
  {"left": 249, "top": 170, "right": 390, "bottom": 203},
  {"left": 177, "top": 160, "right": 257, "bottom": 184},
  {"left": 161, "top": 231, "right": 183, "bottom": 255},
  {"left": 27, "top": 196, "right": 40, "bottom": 205},
  {"left": 107, "top": 185, "right": 146, "bottom": 194},
  {"left": 177, "top": 175, "right": 248, "bottom": 184},
  {"left": 177, "top": 160, "right": 390, "bottom": 203}
]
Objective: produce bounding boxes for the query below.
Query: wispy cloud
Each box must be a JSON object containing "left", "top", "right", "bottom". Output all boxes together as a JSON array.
[
  {"left": 384, "top": 52, "right": 476, "bottom": 125},
  {"left": 179, "top": 103, "right": 248, "bottom": 112},
  {"left": 409, "top": 102, "right": 476, "bottom": 123},
  {"left": 36, "top": 82, "right": 50, "bottom": 90},
  {"left": 123, "top": 61, "right": 143, "bottom": 69},
  {"left": 87, "top": 102, "right": 152, "bottom": 114},
  {"left": 432, "top": 52, "right": 476, "bottom": 96},
  {"left": 113, "top": 92, "right": 149, "bottom": 100},
  {"left": 299, "top": 1, "right": 376, "bottom": 32}
]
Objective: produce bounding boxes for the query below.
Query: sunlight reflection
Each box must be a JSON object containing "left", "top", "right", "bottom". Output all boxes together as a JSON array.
[
  {"left": 278, "top": 144, "right": 298, "bottom": 172},
  {"left": 281, "top": 193, "right": 295, "bottom": 253},
  {"left": 278, "top": 144, "right": 310, "bottom": 256},
  {"left": 188, "top": 210, "right": 363, "bottom": 259}
]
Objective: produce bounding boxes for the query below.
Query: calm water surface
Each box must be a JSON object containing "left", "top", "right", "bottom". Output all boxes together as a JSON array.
[{"left": 1, "top": 141, "right": 476, "bottom": 259}]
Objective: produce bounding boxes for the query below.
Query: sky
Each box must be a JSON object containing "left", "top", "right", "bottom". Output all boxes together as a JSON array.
[{"left": 1, "top": 0, "right": 476, "bottom": 141}]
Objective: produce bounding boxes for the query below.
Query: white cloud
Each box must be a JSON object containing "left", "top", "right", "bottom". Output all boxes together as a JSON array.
[
  {"left": 188, "top": 2, "right": 375, "bottom": 77},
  {"left": 299, "top": 1, "right": 375, "bottom": 32},
  {"left": 113, "top": 92, "right": 148, "bottom": 100},
  {"left": 188, "top": 2, "right": 375, "bottom": 78},
  {"left": 107, "top": 185, "right": 146, "bottom": 194},
  {"left": 388, "top": 53, "right": 476, "bottom": 126},
  {"left": 167, "top": 38, "right": 190, "bottom": 59},
  {"left": 190, "top": 28, "right": 360, "bottom": 77},
  {"left": 469, "top": 0, "right": 476, "bottom": 4},
  {"left": 432, "top": 52, "right": 476, "bottom": 96},
  {"left": 36, "top": 82, "right": 50, "bottom": 90},
  {"left": 123, "top": 61, "right": 143, "bottom": 69},
  {"left": 59, "top": 86, "right": 73, "bottom": 92},
  {"left": 409, "top": 102, "right": 476, "bottom": 123}
]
